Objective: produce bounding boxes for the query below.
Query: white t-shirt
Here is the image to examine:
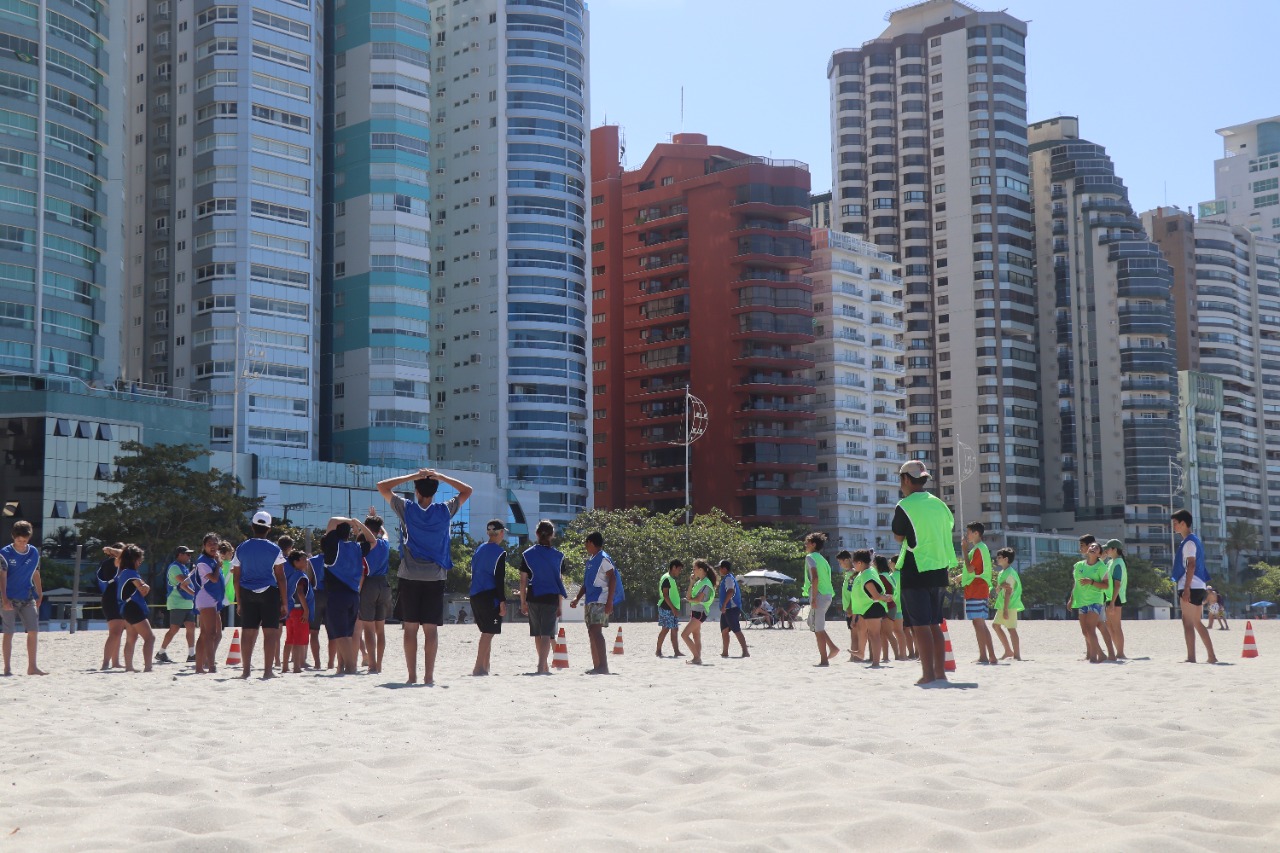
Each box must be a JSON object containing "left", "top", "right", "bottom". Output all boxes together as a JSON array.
[
  {"left": 1180, "top": 539, "right": 1206, "bottom": 590},
  {"left": 593, "top": 555, "right": 615, "bottom": 595}
]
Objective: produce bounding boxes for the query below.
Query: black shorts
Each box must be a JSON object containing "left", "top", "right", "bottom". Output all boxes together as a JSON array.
[
  {"left": 395, "top": 578, "right": 445, "bottom": 626},
  {"left": 691, "top": 610, "right": 707, "bottom": 622},
  {"left": 863, "top": 602, "right": 888, "bottom": 620},
  {"left": 123, "top": 601, "right": 149, "bottom": 626},
  {"left": 902, "top": 587, "right": 945, "bottom": 628},
  {"left": 719, "top": 606, "right": 742, "bottom": 633},
  {"left": 326, "top": 580, "right": 360, "bottom": 640},
  {"left": 845, "top": 616, "right": 853, "bottom": 628},
  {"left": 309, "top": 587, "right": 328, "bottom": 631},
  {"left": 470, "top": 594, "right": 502, "bottom": 635},
  {"left": 166, "top": 608, "right": 196, "bottom": 628},
  {"left": 359, "top": 575, "right": 392, "bottom": 622},
  {"left": 1186, "top": 588, "right": 1207, "bottom": 607},
  {"left": 239, "top": 587, "right": 282, "bottom": 631},
  {"left": 101, "top": 589, "right": 122, "bottom": 622}
]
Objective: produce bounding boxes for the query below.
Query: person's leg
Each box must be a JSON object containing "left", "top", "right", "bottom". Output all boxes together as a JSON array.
[
  {"left": 403, "top": 622, "right": 420, "bottom": 683},
  {"left": 1190, "top": 606, "right": 1217, "bottom": 663},
  {"left": 1, "top": 624, "right": 12, "bottom": 675},
  {"left": 361, "top": 621, "right": 376, "bottom": 672},
  {"left": 139, "top": 623, "right": 155, "bottom": 672},
  {"left": 678, "top": 620, "right": 694, "bottom": 660},
  {"left": 374, "top": 621, "right": 386, "bottom": 673},
  {"left": 734, "top": 629, "right": 749, "bottom": 655},
  {"left": 865, "top": 619, "right": 883, "bottom": 667},
  {"left": 262, "top": 628, "right": 280, "bottom": 678},
  {"left": 1108, "top": 606, "right": 1125, "bottom": 658},
  {"left": 978, "top": 619, "right": 996, "bottom": 664},
  {"left": 971, "top": 618, "right": 989, "bottom": 663},
  {"left": 848, "top": 620, "right": 858, "bottom": 661},
  {"left": 160, "top": 618, "right": 181, "bottom": 656},
  {"left": 123, "top": 624, "right": 140, "bottom": 671},
  {"left": 22, "top": 607, "right": 44, "bottom": 675},
  {"left": 994, "top": 623, "right": 1013, "bottom": 659},
  {"left": 720, "top": 627, "right": 730, "bottom": 657},
  {"left": 535, "top": 635, "right": 552, "bottom": 673},
  {"left": 421, "top": 624, "right": 439, "bottom": 685},
  {"left": 912, "top": 626, "right": 936, "bottom": 685},
  {"left": 185, "top": 620, "right": 196, "bottom": 659},
  {"left": 591, "top": 625, "right": 610, "bottom": 673},
  {"left": 813, "top": 625, "right": 827, "bottom": 665},
  {"left": 239, "top": 627, "right": 259, "bottom": 678},
  {"left": 670, "top": 624, "right": 683, "bottom": 656},
  {"left": 1010, "top": 628, "right": 1021, "bottom": 660},
  {"left": 902, "top": 620, "right": 916, "bottom": 658},
  {"left": 656, "top": 627, "right": 668, "bottom": 657},
  {"left": 1099, "top": 613, "right": 1117, "bottom": 660},
  {"left": 474, "top": 632, "right": 493, "bottom": 675},
  {"left": 927, "top": 624, "right": 946, "bottom": 681},
  {"left": 309, "top": 629, "right": 321, "bottom": 669}
]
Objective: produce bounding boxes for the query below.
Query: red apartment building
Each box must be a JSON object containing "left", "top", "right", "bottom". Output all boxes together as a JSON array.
[{"left": 590, "top": 127, "right": 818, "bottom": 525}]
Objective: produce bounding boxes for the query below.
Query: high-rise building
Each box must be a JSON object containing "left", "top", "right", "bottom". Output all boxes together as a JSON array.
[
  {"left": 827, "top": 1, "right": 1038, "bottom": 534},
  {"left": 590, "top": 127, "right": 817, "bottom": 525},
  {"left": 1177, "top": 370, "right": 1226, "bottom": 572},
  {"left": 430, "top": 0, "right": 590, "bottom": 525},
  {"left": 810, "top": 230, "right": 906, "bottom": 550},
  {"left": 1028, "top": 117, "right": 1180, "bottom": 563},
  {"left": 810, "top": 191, "right": 832, "bottom": 229},
  {"left": 1200, "top": 116, "right": 1280, "bottom": 241},
  {"left": 125, "top": 0, "right": 324, "bottom": 463},
  {"left": 1142, "top": 206, "right": 1201, "bottom": 373},
  {"left": 1147, "top": 209, "right": 1280, "bottom": 561},
  {"left": 320, "top": 0, "right": 435, "bottom": 468},
  {"left": 0, "top": 0, "right": 127, "bottom": 383}
]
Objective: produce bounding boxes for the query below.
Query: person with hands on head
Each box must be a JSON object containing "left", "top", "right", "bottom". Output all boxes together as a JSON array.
[
  {"left": 359, "top": 516, "right": 393, "bottom": 674},
  {"left": 518, "top": 520, "right": 568, "bottom": 675},
  {"left": 232, "top": 510, "right": 289, "bottom": 679},
  {"left": 1, "top": 520, "right": 46, "bottom": 676},
  {"left": 570, "top": 531, "right": 617, "bottom": 674},
  {"left": 469, "top": 519, "right": 510, "bottom": 676},
  {"left": 321, "top": 516, "right": 374, "bottom": 675},
  {"left": 96, "top": 543, "right": 126, "bottom": 670},
  {"left": 1171, "top": 510, "right": 1217, "bottom": 664},
  {"left": 377, "top": 467, "right": 472, "bottom": 686}
]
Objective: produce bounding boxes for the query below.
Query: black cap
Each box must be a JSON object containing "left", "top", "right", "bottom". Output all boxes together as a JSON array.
[{"left": 175, "top": 546, "right": 194, "bottom": 555}]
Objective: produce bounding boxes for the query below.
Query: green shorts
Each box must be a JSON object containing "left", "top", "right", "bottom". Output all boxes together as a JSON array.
[
  {"left": 584, "top": 602, "right": 609, "bottom": 627},
  {"left": 993, "top": 610, "right": 1018, "bottom": 629}
]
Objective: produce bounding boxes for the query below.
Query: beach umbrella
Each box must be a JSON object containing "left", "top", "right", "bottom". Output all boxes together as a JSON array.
[
  {"left": 739, "top": 569, "right": 793, "bottom": 587},
  {"left": 1249, "top": 600, "right": 1274, "bottom": 609}
]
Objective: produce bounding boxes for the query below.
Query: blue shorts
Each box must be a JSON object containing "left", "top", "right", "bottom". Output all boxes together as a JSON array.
[
  {"left": 325, "top": 580, "right": 360, "bottom": 640},
  {"left": 1077, "top": 603, "right": 1105, "bottom": 616},
  {"left": 720, "top": 607, "right": 742, "bottom": 633},
  {"left": 965, "top": 599, "right": 990, "bottom": 620},
  {"left": 658, "top": 608, "right": 679, "bottom": 630}
]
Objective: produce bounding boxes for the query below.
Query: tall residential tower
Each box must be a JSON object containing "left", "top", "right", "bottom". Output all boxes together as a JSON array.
[
  {"left": 827, "top": 0, "right": 1038, "bottom": 534},
  {"left": 1201, "top": 116, "right": 1280, "bottom": 242}
]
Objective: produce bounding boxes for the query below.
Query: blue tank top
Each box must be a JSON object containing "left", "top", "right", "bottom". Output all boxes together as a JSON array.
[
  {"left": 116, "top": 568, "right": 149, "bottom": 614},
  {"left": 326, "top": 540, "right": 363, "bottom": 592},
  {"left": 284, "top": 564, "right": 314, "bottom": 614},
  {"left": 236, "top": 538, "right": 282, "bottom": 589},
  {"left": 309, "top": 554, "right": 326, "bottom": 592},
  {"left": 470, "top": 542, "right": 505, "bottom": 596},
  {"left": 195, "top": 553, "right": 225, "bottom": 603},
  {"left": 365, "top": 538, "right": 390, "bottom": 577},
  {"left": 522, "top": 545, "right": 567, "bottom": 598},
  {"left": 401, "top": 500, "right": 453, "bottom": 568}
]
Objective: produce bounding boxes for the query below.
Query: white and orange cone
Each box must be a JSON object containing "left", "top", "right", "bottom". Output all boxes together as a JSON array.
[
  {"left": 225, "top": 628, "right": 242, "bottom": 666},
  {"left": 552, "top": 627, "right": 570, "bottom": 670},
  {"left": 1242, "top": 621, "right": 1259, "bottom": 659},
  {"left": 612, "top": 626, "right": 625, "bottom": 655},
  {"left": 941, "top": 619, "right": 957, "bottom": 673}
]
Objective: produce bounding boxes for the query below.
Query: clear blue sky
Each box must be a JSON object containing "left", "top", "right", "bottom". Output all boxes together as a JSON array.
[{"left": 588, "top": 0, "right": 1275, "bottom": 215}]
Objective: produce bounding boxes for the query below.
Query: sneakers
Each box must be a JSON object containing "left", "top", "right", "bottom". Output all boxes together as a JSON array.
[
  {"left": 155, "top": 651, "right": 172, "bottom": 663},
  {"left": 186, "top": 651, "right": 197, "bottom": 662}
]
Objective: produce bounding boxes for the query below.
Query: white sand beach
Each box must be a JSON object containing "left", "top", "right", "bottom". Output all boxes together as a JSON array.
[{"left": 2, "top": 619, "right": 1278, "bottom": 851}]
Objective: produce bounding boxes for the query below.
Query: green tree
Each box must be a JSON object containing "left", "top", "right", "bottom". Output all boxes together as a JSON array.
[
  {"left": 76, "top": 442, "right": 261, "bottom": 596},
  {"left": 1225, "top": 520, "right": 1260, "bottom": 585},
  {"left": 1246, "top": 561, "right": 1280, "bottom": 607},
  {"left": 41, "top": 525, "right": 82, "bottom": 560}
]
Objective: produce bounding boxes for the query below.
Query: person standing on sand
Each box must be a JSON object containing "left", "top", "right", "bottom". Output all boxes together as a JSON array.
[
  {"left": 1171, "top": 510, "right": 1218, "bottom": 664},
  {"left": 892, "top": 460, "right": 956, "bottom": 687},
  {"left": 377, "top": 468, "right": 473, "bottom": 686},
  {"left": 992, "top": 546, "right": 1022, "bottom": 661},
  {"left": 874, "top": 555, "right": 905, "bottom": 661},
  {"left": 518, "top": 520, "right": 568, "bottom": 675},
  {"left": 680, "top": 559, "right": 715, "bottom": 666},
  {"left": 1072, "top": 544, "right": 1109, "bottom": 664},
  {"left": 193, "top": 534, "right": 225, "bottom": 674},
  {"left": 716, "top": 560, "right": 749, "bottom": 658},
  {"left": 469, "top": 520, "right": 510, "bottom": 676},
  {"left": 308, "top": 551, "right": 330, "bottom": 670},
  {"left": 839, "top": 550, "right": 864, "bottom": 663},
  {"left": 1, "top": 520, "right": 46, "bottom": 676},
  {"left": 847, "top": 548, "right": 893, "bottom": 669},
  {"left": 957, "top": 523, "right": 997, "bottom": 666},
  {"left": 157, "top": 546, "right": 197, "bottom": 664},
  {"left": 359, "top": 517, "right": 393, "bottom": 675},
  {"left": 322, "top": 517, "right": 374, "bottom": 676},
  {"left": 656, "top": 559, "right": 684, "bottom": 658},
  {"left": 116, "top": 545, "right": 155, "bottom": 673},
  {"left": 231, "top": 510, "right": 289, "bottom": 680},
  {"left": 282, "top": 550, "right": 313, "bottom": 674},
  {"left": 569, "top": 531, "right": 617, "bottom": 675},
  {"left": 96, "top": 543, "right": 126, "bottom": 670},
  {"left": 803, "top": 532, "right": 839, "bottom": 667},
  {"left": 1102, "top": 540, "right": 1127, "bottom": 659}
]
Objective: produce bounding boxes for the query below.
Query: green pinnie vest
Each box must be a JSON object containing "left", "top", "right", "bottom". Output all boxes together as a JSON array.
[
  {"left": 658, "top": 572, "right": 681, "bottom": 610},
  {"left": 803, "top": 552, "right": 834, "bottom": 597},
  {"left": 690, "top": 577, "right": 715, "bottom": 612},
  {"left": 850, "top": 567, "right": 886, "bottom": 616},
  {"left": 896, "top": 491, "right": 957, "bottom": 572}
]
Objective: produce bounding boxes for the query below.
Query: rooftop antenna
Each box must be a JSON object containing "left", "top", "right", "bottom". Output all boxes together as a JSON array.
[{"left": 680, "top": 86, "right": 684, "bottom": 131}]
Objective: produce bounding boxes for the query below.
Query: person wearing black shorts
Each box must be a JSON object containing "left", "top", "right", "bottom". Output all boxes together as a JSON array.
[
  {"left": 96, "top": 545, "right": 126, "bottom": 670},
  {"left": 1171, "top": 510, "right": 1218, "bottom": 664},
  {"left": 468, "top": 520, "right": 509, "bottom": 676},
  {"left": 716, "top": 560, "right": 749, "bottom": 658},
  {"left": 231, "top": 511, "right": 289, "bottom": 679},
  {"left": 893, "top": 460, "right": 957, "bottom": 687}
]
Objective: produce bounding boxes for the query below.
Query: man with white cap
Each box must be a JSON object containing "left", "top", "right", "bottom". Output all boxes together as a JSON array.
[
  {"left": 231, "top": 510, "right": 289, "bottom": 679},
  {"left": 893, "top": 460, "right": 957, "bottom": 686}
]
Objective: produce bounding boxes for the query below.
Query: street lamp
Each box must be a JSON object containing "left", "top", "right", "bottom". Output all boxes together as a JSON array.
[
  {"left": 666, "top": 386, "right": 708, "bottom": 524},
  {"left": 229, "top": 318, "right": 266, "bottom": 493},
  {"left": 954, "top": 436, "right": 977, "bottom": 537}
]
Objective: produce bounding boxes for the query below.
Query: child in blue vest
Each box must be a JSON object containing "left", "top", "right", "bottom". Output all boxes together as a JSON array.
[
  {"left": 570, "top": 531, "right": 618, "bottom": 674},
  {"left": 115, "top": 544, "right": 155, "bottom": 673},
  {"left": 518, "top": 520, "right": 568, "bottom": 674},
  {"left": 1171, "top": 510, "right": 1218, "bottom": 664},
  {"left": 716, "top": 560, "right": 749, "bottom": 658},
  {"left": 283, "top": 550, "right": 314, "bottom": 674},
  {"left": 322, "top": 516, "right": 375, "bottom": 675},
  {"left": 470, "top": 519, "right": 510, "bottom": 676},
  {"left": 1, "top": 520, "right": 46, "bottom": 676}
]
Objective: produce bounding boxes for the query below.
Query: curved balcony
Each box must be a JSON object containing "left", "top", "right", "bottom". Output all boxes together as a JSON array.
[
  {"left": 737, "top": 373, "right": 815, "bottom": 395},
  {"left": 734, "top": 346, "right": 815, "bottom": 369}
]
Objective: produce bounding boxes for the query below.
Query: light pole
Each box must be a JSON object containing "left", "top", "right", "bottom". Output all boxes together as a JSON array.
[
  {"left": 229, "top": 319, "right": 265, "bottom": 493},
  {"left": 1168, "top": 457, "right": 1184, "bottom": 616},
  {"left": 666, "top": 386, "right": 708, "bottom": 524},
  {"left": 955, "top": 436, "right": 977, "bottom": 537}
]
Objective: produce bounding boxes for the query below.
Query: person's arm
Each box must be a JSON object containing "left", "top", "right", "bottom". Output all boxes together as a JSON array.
[
  {"left": 865, "top": 580, "right": 889, "bottom": 604},
  {"left": 377, "top": 469, "right": 429, "bottom": 502},
  {"left": 344, "top": 517, "right": 375, "bottom": 545},
  {"left": 0, "top": 562, "right": 8, "bottom": 610},
  {"left": 231, "top": 558, "right": 243, "bottom": 614},
  {"left": 178, "top": 570, "right": 196, "bottom": 596},
  {"left": 807, "top": 556, "right": 818, "bottom": 607},
  {"left": 517, "top": 554, "right": 530, "bottom": 615},
  {"left": 296, "top": 576, "right": 309, "bottom": 623},
  {"left": 570, "top": 558, "right": 585, "bottom": 608},
  {"left": 423, "top": 470, "right": 474, "bottom": 508},
  {"left": 494, "top": 553, "right": 507, "bottom": 616},
  {"left": 275, "top": 561, "right": 288, "bottom": 617},
  {"left": 604, "top": 564, "right": 616, "bottom": 615},
  {"left": 134, "top": 576, "right": 151, "bottom": 597},
  {"left": 1182, "top": 551, "right": 1196, "bottom": 601},
  {"left": 33, "top": 567, "right": 42, "bottom": 605}
]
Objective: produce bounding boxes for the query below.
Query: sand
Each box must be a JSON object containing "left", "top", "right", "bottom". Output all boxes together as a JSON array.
[{"left": 1, "top": 618, "right": 1277, "bottom": 851}]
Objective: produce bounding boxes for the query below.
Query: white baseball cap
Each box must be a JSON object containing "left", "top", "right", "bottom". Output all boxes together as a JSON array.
[{"left": 252, "top": 510, "right": 273, "bottom": 527}]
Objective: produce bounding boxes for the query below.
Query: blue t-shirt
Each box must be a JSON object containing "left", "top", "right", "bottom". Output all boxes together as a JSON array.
[
  {"left": 309, "top": 554, "right": 326, "bottom": 592},
  {"left": 1, "top": 543, "right": 39, "bottom": 600},
  {"left": 234, "top": 538, "right": 284, "bottom": 589},
  {"left": 366, "top": 538, "right": 391, "bottom": 578}
]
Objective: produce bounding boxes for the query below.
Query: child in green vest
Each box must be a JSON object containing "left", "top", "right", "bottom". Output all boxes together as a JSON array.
[
  {"left": 873, "top": 554, "right": 903, "bottom": 661},
  {"left": 992, "top": 547, "right": 1023, "bottom": 661},
  {"left": 838, "top": 550, "right": 864, "bottom": 663},
  {"left": 957, "top": 522, "right": 997, "bottom": 665},
  {"left": 680, "top": 559, "right": 716, "bottom": 665},
  {"left": 1073, "top": 543, "right": 1110, "bottom": 664},
  {"left": 847, "top": 549, "right": 894, "bottom": 668},
  {"left": 803, "top": 532, "right": 839, "bottom": 667},
  {"left": 1102, "top": 539, "right": 1127, "bottom": 660},
  {"left": 656, "top": 559, "right": 684, "bottom": 658},
  {"left": 882, "top": 554, "right": 914, "bottom": 660}
]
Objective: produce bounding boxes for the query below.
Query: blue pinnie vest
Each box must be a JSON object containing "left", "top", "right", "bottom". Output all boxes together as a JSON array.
[
  {"left": 470, "top": 542, "right": 505, "bottom": 596},
  {"left": 401, "top": 500, "right": 453, "bottom": 568},
  {"left": 366, "top": 538, "right": 390, "bottom": 578},
  {"left": 284, "top": 563, "right": 314, "bottom": 614},
  {"left": 116, "top": 568, "right": 149, "bottom": 616},
  {"left": 309, "top": 554, "right": 326, "bottom": 592},
  {"left": 195, "top": 554, "right": 225, "bottom": 604},
  {"left": 1173, "top": 532, "right": 1210, "bottom": 586},
  {"left": 522, "top": 545, "right": 567, "bottom": 598},
  {"left": 584, "top": 550, "right": 624, "bottom": 605},
  {"left": 718, "top": 574, "right": 743, "bottom": 611},
  {"left": 325, "top": 540, "right": 363, "bottom": 592}
]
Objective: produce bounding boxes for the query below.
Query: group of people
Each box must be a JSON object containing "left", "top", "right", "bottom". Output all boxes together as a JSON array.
[{"left": 0, "top": 458, "right": 1244, "bottom": 685}]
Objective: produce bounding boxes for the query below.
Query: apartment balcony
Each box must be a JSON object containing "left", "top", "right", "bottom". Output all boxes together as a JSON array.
[
  {"left": 734, "top": 346, "right": 815, "bottom": 368},
  {"left": 737, "top": 426, "right": 814, "bottom": 440},
  {"left": 629, "top": 205, "right": 688, "bottom": 229},
  {"left": 733, "top": 400, "right": 816, "bottom": 420},
  {"left": 869, "top": 292, "right": 903, "bottom": 308},
  {"left": 874, "top": 449, "right": 906, "bottom": 462},
  {"left": 738, "top": 374, "right": 816, "bottom": 394},
  {"left": 835, "top": 397, "right": 868, "bottom": 413}
]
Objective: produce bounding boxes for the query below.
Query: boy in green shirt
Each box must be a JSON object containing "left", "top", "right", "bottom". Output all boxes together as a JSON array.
[
  {"left": 992, "top": 547, "right": 1023, "bottom": 661},
  {"left": 1073, "top": 543, "right": 1110, "bottom": 664}
]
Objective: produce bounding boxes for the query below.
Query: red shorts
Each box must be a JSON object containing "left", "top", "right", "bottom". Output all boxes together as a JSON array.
[{"left": 285, "top": 609, "right": 310, "bottom": 646}]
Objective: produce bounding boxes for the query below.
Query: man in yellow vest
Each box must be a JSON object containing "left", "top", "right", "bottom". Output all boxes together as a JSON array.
[{"left": 893, "top": 460, "right": 957, "bottom": 686}]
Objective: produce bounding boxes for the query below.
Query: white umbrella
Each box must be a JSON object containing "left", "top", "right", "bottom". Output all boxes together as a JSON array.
[{"left": 739, "top": 569, "right": 794, "bottom": 587}]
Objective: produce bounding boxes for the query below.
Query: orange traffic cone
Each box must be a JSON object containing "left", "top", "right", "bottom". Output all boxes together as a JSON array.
[
  {"left": 552, "top": 627, "right": 570, "bottom": 669},
  {"left": 1242, "top": 621, "right": 1259, "bottom": 659},
  {"left": 941, "top": 619, "right": 957, "bottom": 672},
  {"left": 612, "top": 626, "right": 625, "bottom": 655},
  {"left": 225, "top": 628, "right": 242, "bottom": 666}
]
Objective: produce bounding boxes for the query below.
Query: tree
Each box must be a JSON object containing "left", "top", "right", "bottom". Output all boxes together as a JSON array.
[
  {"left": 77, "top": 442, "right": 262, "bottom": 597},
  {"left": 41, "top": 525, "right": 82, "bottom": 560},
  {"left": 1225, "top": 520, "right": 1260, "bottom": 585}
]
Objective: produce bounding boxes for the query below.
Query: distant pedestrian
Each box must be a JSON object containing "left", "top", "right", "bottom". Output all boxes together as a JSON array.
[
  {"left": 518, "top": 520, "right": 568, "bottom": 675},
  {"left": 0, "top": 520, "right": 46, "bottom": 676},
  {"left": 469, "top": 519, "right": 510, "bottom": 676},
  {"left": 893, "top": 461, "right": 957, "bottom": 686},
  {"left": 656, "top": 559, "right": 684, "bottom": 657},
  {"left": 803, "top": 532, "right": 839, "bottom": 667},
  {"left": 716, "top": 560, "right": 749, "bottom": 658},
  {"left": 1102, "top": 539, "right": 1127, "bottom": 659},
  {"left": 1171, "top": 510, "right": 1217, "bottom": 664},
  {"left": 570, "top": 531, "right": 617, "bottom": 674}
]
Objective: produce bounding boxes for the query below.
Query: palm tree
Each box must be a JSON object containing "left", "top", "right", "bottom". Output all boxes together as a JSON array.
[
  {"left": 1225, "top": 520, "right": 1260, "bottom": 584},
  {"left": 41, "top": 525, "right": 79, "bottom": 560}
]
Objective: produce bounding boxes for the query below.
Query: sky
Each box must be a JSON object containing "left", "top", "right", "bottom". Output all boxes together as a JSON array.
[{"left": 588, "top": 0, "right": 1276, "bottom": 215}]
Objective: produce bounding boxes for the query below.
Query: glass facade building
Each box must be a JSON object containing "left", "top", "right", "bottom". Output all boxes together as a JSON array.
[{"left": 0, "top": 0, "right": 125, "bottom": 382}]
